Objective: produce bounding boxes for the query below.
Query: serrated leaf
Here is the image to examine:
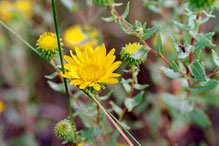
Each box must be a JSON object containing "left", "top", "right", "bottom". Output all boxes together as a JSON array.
[
  {"left": 118, "top": 20, "right": 134, "bottom": 35},
  {"left": 125, "top": 91, "right": 144, "bottom": 112},
  {"left": 134, "top": 84, "right": 149, "bottom": 90},
  {"left": 44, "top": 72, "right": 58, "bottom": 79},
  {"left": 109, "top": 101, "right": 123, "bottom": 116},
  {"left": 99, "top": 90, "right": 113, "bottom": 100},
  {"left": 121, "top": 2, "right": 130, "bottom": 19},
  {"left": 47, "top": 81, "right": 65, "bottom": 92},
  {"left": 212, "top": 50, "right": 219, "bottom": 67},
  {"left": 172, "top": 20, "right": 191, "bottom": 31},
  {"left": 141, "top": 26, "right": 159, "bottom": 41},
  {"left": 160, "top": 67, "right": 181, "bottom": 79},
  {"left": 162, "top": 93, "right": 193, "bottom": 114},
  {"left": 190, "top": 109, "right": 211, "bottom": 127},
  {"left": 190, "top": 80, "right": 218, "bottom": 92},
  {"left": 169, "top": 61, "right": 179, "bottom": 72},
  {"left": 102, "top": 16, "right": 115, "bottom": 22},
  {"left": 194, "top": 32, "right": 215, "bottom": 51},
  {"left": 155, "top": 33, "right": 164, "bottom": 56},
  {"left": 189, "top": 61, "right": 206, "bottom": 81}
]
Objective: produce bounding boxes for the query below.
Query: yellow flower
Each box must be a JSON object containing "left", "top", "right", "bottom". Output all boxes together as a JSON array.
[
  {"left": 61, "top": 44, "right": 121, "bottom": 91},
  {"left": 0, "top": 100, "right": 5, "bottom": 114},
  {"left": 0, "top": 1, "right": 14, "bottom": 23},
  {"left": 63, "top": 25, "right": 99, "bottom": 49},
  {"left": 123, "top": 42, "right": 141, "bottom": 55},
  {"left": 15, "top": 0, "right": 33, "bottom": 18},
  {"left": 38, "top": 32, "right": 58, "bottom": 51}
]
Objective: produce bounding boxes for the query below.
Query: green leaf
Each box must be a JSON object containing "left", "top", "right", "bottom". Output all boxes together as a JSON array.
[
  {"left": 121, "top": 78, "right": 132, "bottom": 92},
  {"left": 189, "top": 61, "right": 207, "bottom": 81},
  {"left": 134, "top": 84, "right": 149, "bottom": 90},
  {"left": 169, "top": 61, "right": 179, "bottom": 72},
  {"left": 141, "top": 26, "right": 159, "bottom": 41},
  {"left": 130, "top": 46, "right": 150, "bottom": 60},
  {"left": 109, "top": 101, "right": 123, "bottom": 116},
  {"left": 47, "top": 81, "right": 65, "bottom": 92},
  {"left": 190, "top": 80, "right": 218, "bottom": 92},
  {"left": 102, "top": 16, "right": 115, "bottom": 22},
  {"left": 99, "top": 90, "right": 113, "bottom": 100},
  {"left": 44, "top": 72, "right": 58, "bottom": 79},
  {"left": 212, "top": 50, "right": 219, "bottom": 67},
  {"left": 155, "top": 33, "right": 164, "bottom": 56},
  {"left": 172, "top": 20, "right": 191, "bottom": 31},
  {"left": 121, "top": 2, "right": 130, "bottom": 19},
  {"left": 125, "top": 91, "right": 144, "bottom": 112},
  {"left": 118, "top": 20, "right": 134, "bottom": 35},
  {"left": 160, "top": 67, "right": 181, "bottom": 79},
  {"left": 190, "top": 109, "right": 211, "bottom": 127},
  {"left": 162, "top": 93, "right": 193, "bottom": 114},
  {"left": 194, "top": 32, "right": 215, "bottom": 51}
]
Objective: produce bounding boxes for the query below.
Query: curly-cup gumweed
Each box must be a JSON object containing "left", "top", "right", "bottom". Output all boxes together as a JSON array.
[
  {"left": 54, "top": 119, "right": 73, "bottom": 140},
  {"left": 36, "top": 32, "right": 62, "bottom": 60},
  {"left": 120, "top": 42, "right": 150, "bottom": 66},
  {"left": 61, "top": 43, "right": 121, "bottom": 91}
]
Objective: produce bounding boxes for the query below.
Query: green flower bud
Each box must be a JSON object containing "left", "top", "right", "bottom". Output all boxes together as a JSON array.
[{"left": 54, "top": 119, "right": 73, "bottom": 140}]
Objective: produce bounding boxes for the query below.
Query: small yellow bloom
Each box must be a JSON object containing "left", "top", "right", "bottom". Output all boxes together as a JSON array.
[
  {"left": 38, "top": 32, "right": 58, "bottom": 51},
  {"left": 123, "top": 42, "right": 141, "bottom": 55},
  {"left": 61, "top": 44, "right": 121, "bottom": 91},
  {"left": 0, "top": 100, "right": 5, "bottom": 114},
  {"left": 0, "top": 1, "right": 14, "bottom": 23},
  {"left": 63, "top": 25, "right": 99, "bottom": 49},
  {"left": 15, "top": 0, "right": 33, "bottom": 18}
]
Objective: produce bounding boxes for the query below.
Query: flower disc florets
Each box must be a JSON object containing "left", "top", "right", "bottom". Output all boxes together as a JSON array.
[
  {"left": 36, "top": 32, "right": 60, "bottom": 59},
  {"left": 54, "top": 119, "right": 73, "bottom": 140},
  {"left": 61, "top": 43, "right": 121, "bottom": 91},
  {"left": 120, "top": 42, "right": 149, "bottom": 66}
]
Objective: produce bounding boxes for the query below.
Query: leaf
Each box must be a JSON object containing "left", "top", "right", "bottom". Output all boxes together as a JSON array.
[
  {"left": 155, "top": 33, "right": 164, "bottom": 56},
  {"left": 121, "top": 2, "right": 130, "bottom": 19},
  {"left": 99, "top": 90, "right": 113, "bottom": 100},
  {"left": 102, "top": 16, "right": 115, "bottom": 22},
  {"left": 134, "top": 84, "right": 149, "bottom": 90},
  {"left": 47, "top": 81, "right": 65, "bottom": 92},
  {"left": 44, "top": 72, "right": 58, "bottom": 79},
  {"left": 130, "top": 46, "right": 150, "bottom": 60},
  {"left": 161, "top": 93, "right": 193, "bottom": 114},
  {"left": 160, "top": 67, "right": 181, "bottom": 79},
  {"left": 190, "top": 109, "right": 211, "bottom": 127},
  {"left": 190, "top": 80, "right": 218, "bottom": 92},
  {"left": 169, "top": 61, "right": 179, "bottom": 72},
  {"left": 118, "top": 20, "right": 134, "bottom": 35},
  {"left": 189, "top": 61, "right": 207, "bottom": 81},
  {"left": 125, "top": 91, "right": 144, "bottom": 112},
  {"left": 121, "top": 78, "right": 132, "bottom": 92},
  {"left": 141, "top": 26, "right": 159, "bottom": 41},
  {"left": 212, "top": 50, "right": 219, "bottom": 67},
  {"left": 194, "top": 32, "right": 215, "bottom": 51},
  {"left": 172, "top": 20, "right": 191, "bottom": 31},
  {"left": 109, "top": 101, "right": 123, "bottom": 116}
]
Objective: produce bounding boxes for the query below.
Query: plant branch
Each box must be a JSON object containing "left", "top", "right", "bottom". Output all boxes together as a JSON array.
[{"left": 51, "top": 0, "right": 78, "bottom": 145}]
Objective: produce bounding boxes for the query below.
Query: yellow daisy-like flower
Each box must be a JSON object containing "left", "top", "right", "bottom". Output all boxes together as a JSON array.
[
  {"left": 123, "top": 42, "right": 141, "bottom": 55},
  {"left": 0, "top": 1, "right": 14, "bottom": 23},
  {"left": 61, "top": 44, "right": 121, "bottom": 91},
  {"left": 15, "top": 0, "right": 33, "bottom": 18},
  {"left": 63, "top": 25, "right": 99, "bottom": 49}
]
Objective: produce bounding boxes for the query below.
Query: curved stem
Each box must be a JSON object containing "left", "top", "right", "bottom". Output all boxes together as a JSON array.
[{"left": 51, "top": 0, "right": 78, "bottom": 145}]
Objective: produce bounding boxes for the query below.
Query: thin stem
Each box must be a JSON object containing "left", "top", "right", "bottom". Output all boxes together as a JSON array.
[
  {"left": 96, "top": 105, "right": 100, "bottom": 125},
  {"left": 87, "top": 91, "right": 135, "bottom": 146},
  {"left": 51, "top": 0, "right": 78, "bottom": 145},
  {"left": 0, "top": 20, "right": 57, "bottom": 70}
]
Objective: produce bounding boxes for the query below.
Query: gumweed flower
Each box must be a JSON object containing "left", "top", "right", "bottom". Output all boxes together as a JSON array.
[
  {"left": 55, "top": 119, "right": 73, "bottom": 140},
  {"left": 61, "top": 44, "right": 121, "bottom": 91},
  {"left": 14, "top": 0, "right": 33, "bottom": 19},
  {"left": 0, "top": 1, "right": 14, "bottom": 23},
  {"left": 36, "top": 32, "right": 60, "bottom": 59},
  {"left": 63, "top": 25, "right": 100, "bottom": 49},
  {"left": 120, "top": 42, "right": 149, "bottom": 66}
]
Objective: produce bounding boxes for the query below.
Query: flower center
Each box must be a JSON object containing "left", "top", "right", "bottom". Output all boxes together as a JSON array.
[
  {"left": 124, "top": 43, "right": 141, "bottom": 54},
  {"left": 79, "top": 64, "right": 104, "bottom": 82},
  {"left": 39, "top": 35, "right": 57, "bottom": 50}
]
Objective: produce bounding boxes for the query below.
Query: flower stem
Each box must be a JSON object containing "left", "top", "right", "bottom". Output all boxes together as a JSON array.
[{"left": 51, "top": 0, "right": 78, "bottom": 145}]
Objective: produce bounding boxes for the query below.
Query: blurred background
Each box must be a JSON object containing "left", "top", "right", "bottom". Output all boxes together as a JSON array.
[{"left": 0, "top": 0, "right": 219, "bottom": 146}]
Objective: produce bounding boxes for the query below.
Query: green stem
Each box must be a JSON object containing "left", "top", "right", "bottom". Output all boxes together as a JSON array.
[
  {"left": 51, "top": 0, "right": 78, "bottom": 145},
  {"left": 0, "top": 20, "right": 57, "bottom": 70}
]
